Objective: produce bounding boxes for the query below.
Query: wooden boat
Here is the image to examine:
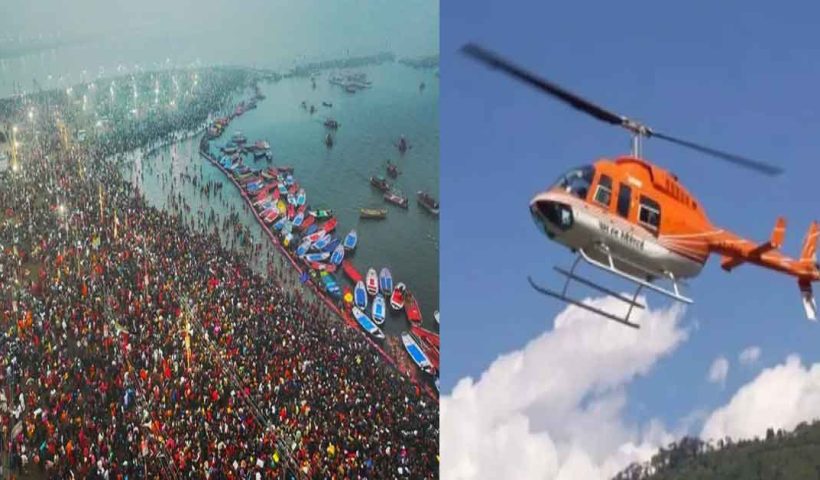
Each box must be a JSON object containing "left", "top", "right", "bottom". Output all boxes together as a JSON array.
[
  {"left": 343, "top": 230, "right": 358, "bottom": 251},
  {"left": 379, "top": 268, "right": 393, "bottom": 296},
  {"left": 354, "top": 281, "right": 368, "bottom": 309},
  {"left": 304, "top": 252, "right": 330, "bottom": 262},
  {"left": 360, "top": 208, "right": 387, "bottom": 220},
  {"left": 312, "top": 233, "right": 332, "bottom": 250},
  {"left": 322, "top": 238, "right": 341, "bottom": 253},
  {"left": 287, "top": 203, "right": 295, "bottom": 219},
  {"left": 401, "top": 332, "right": 434, "bottom": 374},
  {"left": 390, "top": 283, "right": 406, "bottom": 310},
  {"left": 297, "top": 189, "right": 306, "bottom": 206},
  {"left": 295, "top": 238, "right": 312, "bottom": 257},
  {"left": 405, "top": 293, "right": 422, "bottom": 325},
  {"left": 366, "top": 268, "right": 379, "bottom": 296},
  {"left": 293, "top": 212, "right": 305, "bottom": 227},
  {"left": 384, "top": 191, "right": 409, "bottom": 209},
  {"left": 417, "top": 191, "right": 440, "bottom": 216},
  {"left": 330, "top": 244, "right": 345, "bottom": 266},
  {"left": 309, "top": 208, "right": 334, "bottom": 219},
  {"left": 298, "top": 215, "right": 315, "bottom": 232},
  {"left": 372, "top": 296, "right": 386, "bottom": 325},
  {"left": 320, "top": 217, "right": 337, "bottom": 233},
  {"left": 352, "top": 307, "right": 384, "bottom": 340},
  {"left": 410, "top": 325, "right": 440, "bottom": 351},
  {"left": 262, "top": 209, "right": 280, "bottom": 224},
  {"left": 342, "top": 261, "right": 363, "bottom": 283},
  {"left": 370, "top": 176, "right": 391, "bottom": 193},
  {"left": 276, "top": 200, "right": 286, "bottom": 213},
  {"left": 273, "top": 217, "right": 287, "bottom": 231},
  {"left": 305, "top": 224, "right": 318, "bottom": 236},
  {"left": 343, "top": 286, "right": 353, "bottom": 305},
  {"left": 411, "top": 326, "right": 439, "bottom": 371}
]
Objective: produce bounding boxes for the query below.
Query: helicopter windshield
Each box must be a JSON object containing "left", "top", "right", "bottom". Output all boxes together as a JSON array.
[{"left": 552, "top": 165, "right": 595, "bottom": 199}]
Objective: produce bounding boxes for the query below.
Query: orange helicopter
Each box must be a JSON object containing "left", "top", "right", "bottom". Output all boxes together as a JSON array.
[{"left": 463, "top": 44, "right": 819, "bottom": 328}]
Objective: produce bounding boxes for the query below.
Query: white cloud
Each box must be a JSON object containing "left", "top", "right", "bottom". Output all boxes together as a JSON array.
[
  {"left": 738, "top": 346, "right": 762, "bottom": 366},
  {"left": 440, "top": 296, "right": 688, "bottom": 480},
  {"left": 707, "top": 356, "right": 729, "bottom": 385},
  {"left": 702, "top": 355, "right": 820, "bottom": 441}
]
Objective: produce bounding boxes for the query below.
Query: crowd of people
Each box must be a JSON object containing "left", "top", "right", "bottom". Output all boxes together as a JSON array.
[{"left": 1, "top": 67, "right": 438, "bottom": 479}]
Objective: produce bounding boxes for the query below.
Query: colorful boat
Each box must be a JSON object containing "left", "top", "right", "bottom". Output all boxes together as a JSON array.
[
  {"left": 304, "top": 252, "right": 330, "bottom": 262},
  {"left": 287, "top": 194, "right": 296, "bottom": 205},
  {"left": 343, "top": 286, "right": 353, "bottom": 305},
  {"left": 379, "top": 268, "right": 393, "bottom": 295},
  {"left": 330, "top": 244, "right": 345, "bottom": 265},
  {"left": 365, "top": 268, "right": 379, "bottom": 296},
  {"left": 309, "top": 208, "right": 334, "bottom": 219},
  {"left": 352, "top": 307, "right": 385, "bottom": 339},
  {"left": 298, "top": 215, "right": 315, "bottom": 232},
  {"left": 262, "top": 209, "right": 280, "bottom": 224},
  {"left": 293, "top": 212, "right": 305, "bottom": 227},
  {"left": 372, "top": 296, "right": 386, "bottom": 324},
  {"left": 401, "top": 332, "right": 434, "bottom": 374},
  {"left": 273, "top": 217, "right": 288, "bottom": 231},
  {"left": 411, "top": 326, "right": 439, "bottom": 371},
  {"left": 354, "top": 281, "right": 368, "bottom": 309},
  {"left": 320, "top": 217, "right": 337, "bottom": 233},
  {"left": 390, "top": 283, "right": 406, "bottom": 310},
  {"left": 342, "top": 261, "right": 363, "bottom": 283},
  {"left": 297, "top": 189, "right": 306, "bottom": 206},
  {"left": 405, "top": 293, "right": 422, "bottom": 325},
  {"left": 287, "top": 203, "right": 295, "bottom": 219},
  {"left": 343, "top": 230, "right": 358, "bottom": 251},
  {"left": 313, "top": 233, "right": 332, "bottom": 250},
  {"left": 277, "top": 200, "right": 286, "bottom": 213},
  {"left": 295, "top": 238, "right": 312, "bottom": 257},
  {"left": 321, "top": 238, "right": 340, "bottom": 253},
  {"left": 305, "top": 229, "right": 324, "bottom": 243}
]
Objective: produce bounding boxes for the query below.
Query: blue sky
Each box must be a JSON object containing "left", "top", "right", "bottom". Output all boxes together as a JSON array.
[{"left": 442, "top": 0, "right": 820, "bottom": 434}]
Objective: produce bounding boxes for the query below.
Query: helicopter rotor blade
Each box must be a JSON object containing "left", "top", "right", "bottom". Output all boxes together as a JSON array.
[
  {"left": 461, "top": 43, "right": 625, "bottom": 127},
  {"left": 462, "top": 42, "right": 784, "bottom": 176},
  {"left": 650, "top": 131, "right": 783, "bottom": 176}
]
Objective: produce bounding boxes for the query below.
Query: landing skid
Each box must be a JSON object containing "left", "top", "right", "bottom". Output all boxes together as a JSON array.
[{"left": 530, "top": 246, "right": 692, "bottom": 328}]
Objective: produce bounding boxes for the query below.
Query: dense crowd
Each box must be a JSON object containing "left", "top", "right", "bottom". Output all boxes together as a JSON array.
[{"left": 1, "top": 67, "right": 438, "bottom": 479}]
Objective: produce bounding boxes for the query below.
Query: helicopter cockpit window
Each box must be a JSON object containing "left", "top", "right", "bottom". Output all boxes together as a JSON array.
[
  {"left": 594, "top": 174, "right": 613, "bottom": 207},
  {"left": 554, "top": 165, "right": 595, "bottom": 200},
  {"left": 638, "top": 195, "right": 661, "bottom": 232}
]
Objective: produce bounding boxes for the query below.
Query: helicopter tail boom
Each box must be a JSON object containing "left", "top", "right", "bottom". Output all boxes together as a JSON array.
[{"left": 713, "top": 219, "right": 819, "bottom": 320}]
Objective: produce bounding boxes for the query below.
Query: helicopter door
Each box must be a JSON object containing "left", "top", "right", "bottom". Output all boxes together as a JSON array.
[{"left": 616, "top": 184, "right": 632, "bottom": 219}]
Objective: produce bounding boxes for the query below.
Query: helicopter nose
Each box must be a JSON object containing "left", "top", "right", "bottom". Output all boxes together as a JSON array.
[{"left": 530, "top": 198, "right": 574, "bottom": 234}]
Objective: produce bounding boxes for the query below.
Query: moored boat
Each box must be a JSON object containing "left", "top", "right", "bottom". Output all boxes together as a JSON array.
[
  {"left": 360, "top": 208, "right": 387, "bottom": 220},
  {"left": 295, "top": 238, "right": 312, "bottom": 257},
  {"left": 296, "top": 189, "right": 306, "bottom": 206},
  {"left": 298, "top": 215, "right": 315, "bottom": 232},
  {"left": 384, "top": 191, "right": 409, "bottom": 209},
  {"left": 405, "top": 293, "right": 422, "bottom": 325},
  {"left": 370, "top": 176, "right": 391, "bottom": 193},
  {"left": 352, "top": 307, "right": 385, "bottom": 339},
  {"left": 304, "top": 252, "right": 330, "bottom": 262},
  {"left": 292, "top": 212, "right": 305, "bottom": 227},
  {"left": 354, "top": 281, "right": 368, "bottom": 309},
  {"left": 372, "top": 296, "right": 386, "bottom": 325},
  {"left": 379, "top": 268, "right": 393, "bottom": 295},
  {"left": 330, "top": 244, "right": 345, "bottom": 265},
  {"left": 343, "top": 230, "right": 358, "bottom": 251},
  {"left": 417, "top": 191, "right": 440, "bottom": 216},
  {"left": 365, "top": 268, "right": 379, "bottom": 296},
  {"left": 342, "top": 261, "right": 363, "bottom": 283},
  {"left": 320, "top": 217, "right": 337, "bottom": 233},
  {"left": 390, "top": 283, "right": 406, "bottom": 310},
  {"left": 312, "top": 233, "right": 332, "bottom": 250},
  {"left": 309, "top": 208, "right": 334, "bottom": 219},
  {"left": 401, "top": 332, "right": 434, "bottom": 374}
]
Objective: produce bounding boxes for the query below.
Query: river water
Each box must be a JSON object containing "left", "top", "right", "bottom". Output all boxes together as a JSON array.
[{"left": 121, "top": 62, "right": 439, "bottom": 343}]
